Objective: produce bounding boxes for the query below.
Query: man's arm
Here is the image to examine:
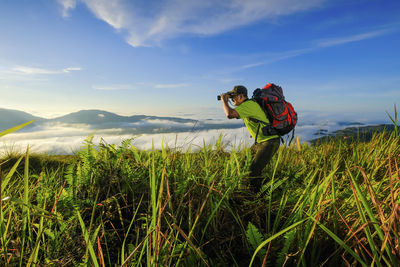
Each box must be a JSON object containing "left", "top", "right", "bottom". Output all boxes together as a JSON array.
[{"left": 221, "top": 93, "right": 239, "bottom": 119}]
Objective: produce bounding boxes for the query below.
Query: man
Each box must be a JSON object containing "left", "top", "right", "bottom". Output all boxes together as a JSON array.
[{"left": 221, "top": 85, "right": 280, "bottom": 191}]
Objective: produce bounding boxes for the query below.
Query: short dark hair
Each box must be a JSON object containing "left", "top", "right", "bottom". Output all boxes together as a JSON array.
[{"left": 229, "top": 85, "right": 248, "bottom": 97}]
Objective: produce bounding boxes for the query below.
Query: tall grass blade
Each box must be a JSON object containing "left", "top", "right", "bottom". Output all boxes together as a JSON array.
[
  {"left": 267, "top": 148, "right": 282, "bottom": 232},
  {"left": 348, "top": 166, "right": 396, "bottom": 264},
  {"left": 0, "top": 120, "right": 34, "bottom": 138},
  {"left": 310, "top": 216, "right": 367, "bottom": 266},
  {"left": 121, "top": 194, "right": 143, "bottom": 264},
  {"left": 200, "top": 186, "right": 229, "bottom": 243},
  {"left": 0, "top": 202, "right": 12, "bottom": 267},
  {"left": 76, "top": 210, "right": 99, "bottom": 267},
  {"left": 27, "top": 200, "right": 46, "bottom": 267},
  {"left": 249, "top": 219, "right": 307, "bottom": 267},
  {"left": 1, "top": 155, "right": 24, "bottom": 195},
  {"left": 386, "top": 104, "right": 398, "bottom": 137},
  {"left": 19, "top": 146, "right": 30, "bottom": 267},
  {"left": 172, "top": 223, "right": 209, "bottom": 267}
]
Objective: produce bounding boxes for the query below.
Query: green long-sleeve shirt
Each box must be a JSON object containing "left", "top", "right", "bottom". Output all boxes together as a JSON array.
[{"left": 235, "top": 100, "right": 279, "bottom": 142}]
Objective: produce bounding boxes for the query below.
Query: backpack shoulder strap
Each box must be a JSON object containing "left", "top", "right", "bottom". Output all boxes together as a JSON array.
[
  {"left": 248, "top": 117, "right": 267, "bottom": 124},
  {"left": 248, "top": 117, "right": 270, "bottom": 145}
]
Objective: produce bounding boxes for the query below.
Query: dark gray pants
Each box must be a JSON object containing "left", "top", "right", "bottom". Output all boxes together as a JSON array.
[{"left": 249, "top": 137, "right": 280, "bottom": 190}]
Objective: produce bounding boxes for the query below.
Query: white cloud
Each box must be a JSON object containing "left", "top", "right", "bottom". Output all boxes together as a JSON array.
[
  {"left": 82, "top": 0, "right": 131, "bottom": 30},
  {"left": 9, "top": 66, "right": 81, "bottom": 75},
  {"left": 59, "top": 0, "right": 325, "bottom": 47},
  {"left": 58, "top": 0, "right": 77, "bottom": 18},
  {"left": 238, "top": 48, "right": 314, "bottom": 70},
  {"left": 63, "top": 67, "right": 82, "bottom": 72},
  {"left": 154, "top": 83, "right": 188, "bottom": 89},
  {"left": 316, "top": 28, "right": 393, "bottom": 47}
]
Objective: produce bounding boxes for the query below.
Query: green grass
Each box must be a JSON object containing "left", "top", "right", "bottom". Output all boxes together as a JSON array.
[{"left": 0, "top": 120, "right": 399, "bottom": 266}]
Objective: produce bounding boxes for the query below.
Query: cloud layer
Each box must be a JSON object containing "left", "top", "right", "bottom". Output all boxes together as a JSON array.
[
  {"left": 1, "top": 112, "right": 388, "bottom": 155},
  {"left": 58, "top": 0, "right": 325, "bottom": 47}
]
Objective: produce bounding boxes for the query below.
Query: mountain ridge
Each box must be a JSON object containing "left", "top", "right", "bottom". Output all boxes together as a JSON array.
[
  {"left": 47, "top": 109, "right": 197, "bottom": 125},
  {"left": 0, "top": 108, "right": 197, "bottom": 126},
  {"left": 0, "top": 108, "right": 240, "bottom": 133},
  {"left": 0, "top": 108, "right": 45, "bottom": 130}
]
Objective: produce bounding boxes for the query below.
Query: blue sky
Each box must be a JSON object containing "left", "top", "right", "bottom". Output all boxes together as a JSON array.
[{"left": 0, "top": 0, "right": 399, "bottom": 120}]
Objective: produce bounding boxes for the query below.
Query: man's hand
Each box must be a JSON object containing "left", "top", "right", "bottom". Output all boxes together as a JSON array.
[
  {"left": 221, "top": 93, "right": 239, "bottom": 119},
  {"left": 220, "top": 93, "right": 230, "bottom": 102}
]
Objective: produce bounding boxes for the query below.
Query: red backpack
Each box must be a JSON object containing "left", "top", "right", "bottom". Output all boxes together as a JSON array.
[{"left": 251, "top": 83, "right": 297, "bottom": 141}]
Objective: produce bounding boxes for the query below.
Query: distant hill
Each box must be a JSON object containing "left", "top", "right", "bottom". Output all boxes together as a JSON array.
[
  {"left": 48, "top": 109, "right": 197, "bottom": 127},
  {"left": 0, "top": 108, "right": 44, "bottom": 130},
  {"left": 50, "top": 110, "right": 129, "bottom": 124},
  {"left": 311, "top": 124, "right": 398, "bottom": 144}
]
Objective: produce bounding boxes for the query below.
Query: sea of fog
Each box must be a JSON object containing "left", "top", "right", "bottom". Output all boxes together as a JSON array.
[{"left": 0, "top": 109, "right": 392, "bottom": 155}]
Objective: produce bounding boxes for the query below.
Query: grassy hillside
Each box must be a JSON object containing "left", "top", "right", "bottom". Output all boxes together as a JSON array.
[{"left": 0, "top": 123, "right": 399, "bottom": 266}]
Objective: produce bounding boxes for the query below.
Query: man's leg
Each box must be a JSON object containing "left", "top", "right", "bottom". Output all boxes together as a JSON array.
[{"left": 249, "top": 138, "right": 280, "bottom": 191}]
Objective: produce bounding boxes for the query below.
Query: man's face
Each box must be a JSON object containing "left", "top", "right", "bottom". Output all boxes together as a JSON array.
[{"left": 232, "top": 94, "right": 244, "bottom": 106}]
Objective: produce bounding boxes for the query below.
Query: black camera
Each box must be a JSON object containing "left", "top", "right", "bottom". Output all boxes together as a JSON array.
[{"left": 217, "top": 92, "right": 235, "bottom": 101}]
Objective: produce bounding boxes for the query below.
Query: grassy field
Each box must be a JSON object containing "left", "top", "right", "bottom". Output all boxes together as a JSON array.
[{"left": 0, "top": 120, "right": 399, "bottom": 266}]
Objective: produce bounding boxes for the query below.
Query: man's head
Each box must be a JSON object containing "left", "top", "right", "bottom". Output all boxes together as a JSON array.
[{"left": 228, "top": 85, "right": 248, "bottom": 106}]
